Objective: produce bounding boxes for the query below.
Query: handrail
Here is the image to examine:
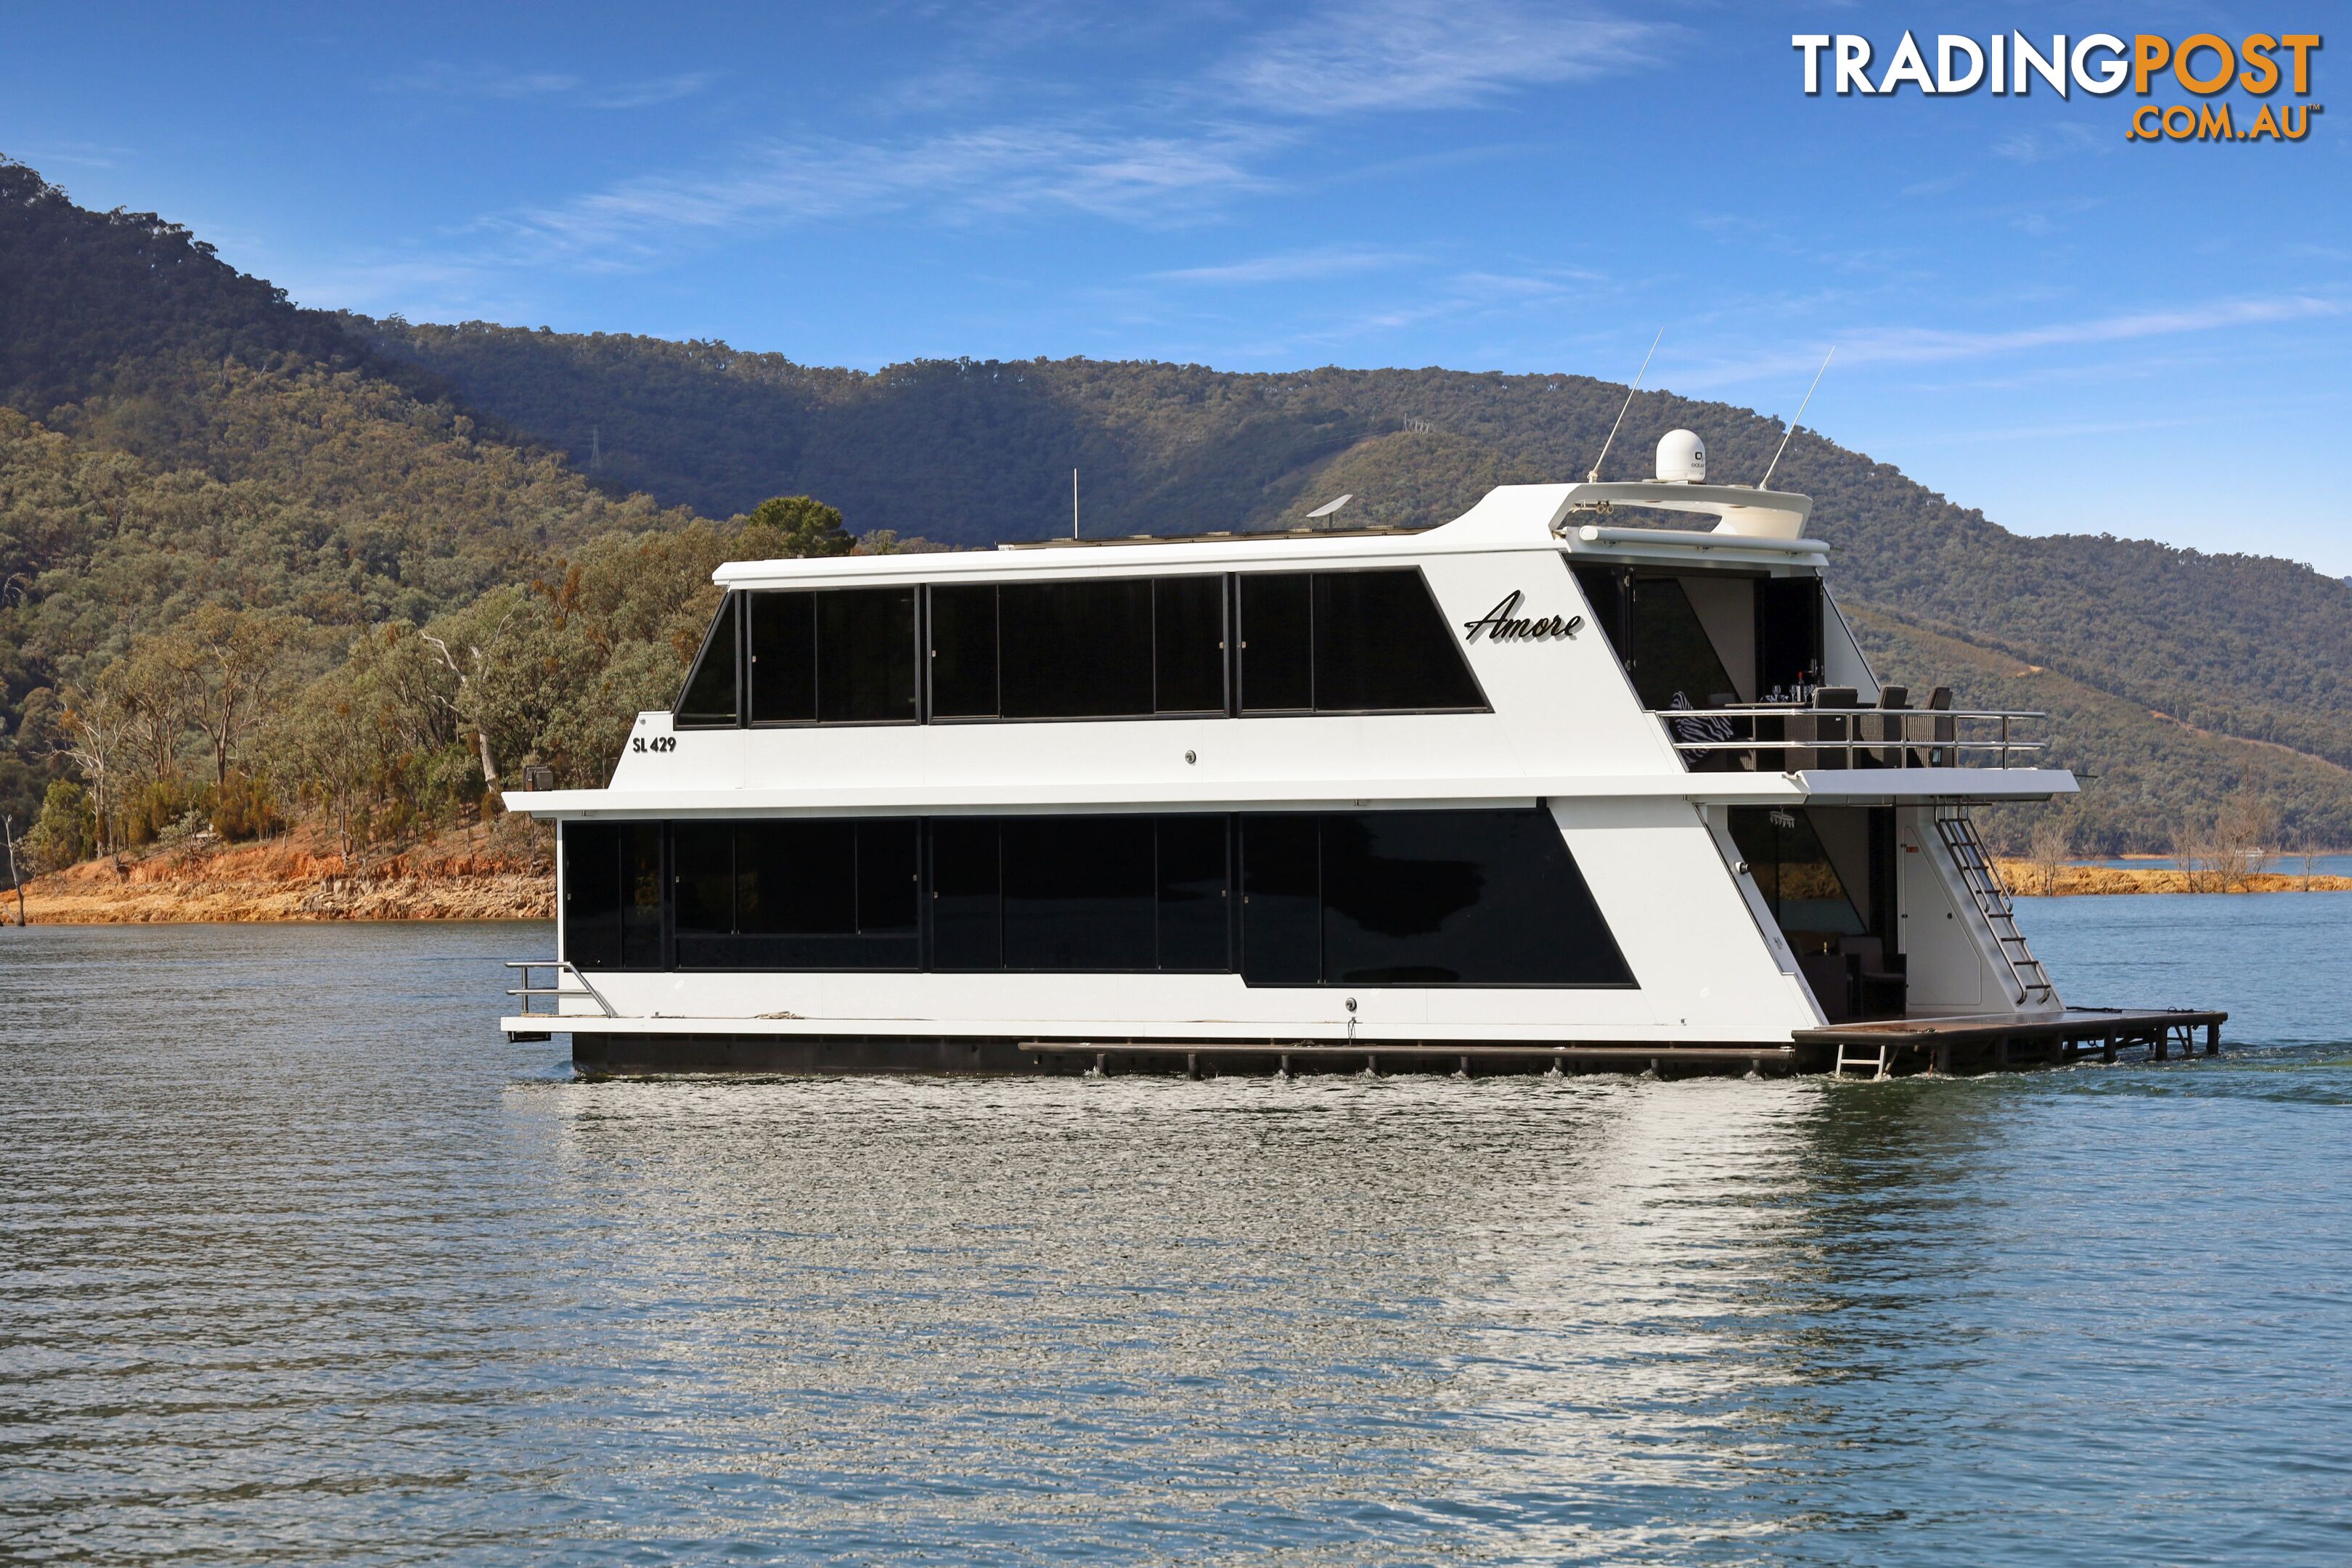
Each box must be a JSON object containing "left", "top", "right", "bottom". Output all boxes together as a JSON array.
[
  {"left": 1655, "top": 704, "right": 2051, "bottom": 771},
  {"left": 505, "top": 959, "right": 618, "bottom": 1018}
]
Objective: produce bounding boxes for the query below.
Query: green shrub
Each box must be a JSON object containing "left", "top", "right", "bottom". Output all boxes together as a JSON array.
[
  {"left": 24, "top": 779, "right": 96, "bottom": 870},
  {"left": 209, "top": 771, "right": 283, "bottom": 841}
]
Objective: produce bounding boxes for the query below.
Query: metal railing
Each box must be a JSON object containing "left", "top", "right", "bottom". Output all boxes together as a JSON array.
[
  {"left": 505, "top": 960, "right": 618, "bottom": 1018},
  {"left": 1657, "top": 703, "right": 2049, "bottom": 772}
]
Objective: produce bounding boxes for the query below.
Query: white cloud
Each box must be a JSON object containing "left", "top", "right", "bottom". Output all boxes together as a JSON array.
[
  {"left": 487, "top": 123, "right": 1283, "bottom": 261},
  {"left": 1673, "top": 295, "right": 2348, "bottom": 389},
  {"left": 1992, "top": 122, "right": 2109, "bottom": 163},
  {"left": 385, "top": 62, "right": 716, "bottom": 110},
  {"left": 1151, "top": 245, "right": 1414, "bottom": 285},
  {"left": 1217, "top": 0, "right": 1661, "bottom": 116}
]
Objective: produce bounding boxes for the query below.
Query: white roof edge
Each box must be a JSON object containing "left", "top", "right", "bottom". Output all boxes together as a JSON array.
[
  {"left": 703, "top": 480, "right": 1816, "bottom": 588},
  {"left": 709, "top": 483, "right": 1580, "bottom": 588}
]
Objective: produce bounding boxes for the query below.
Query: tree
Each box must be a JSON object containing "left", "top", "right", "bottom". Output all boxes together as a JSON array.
[
  {"left": 271, "top": 667, "right": 382, "bottom": 862},
  {"left": 23, "top": 777, "right": 94, "bottom": 871},
  {"left": 2026, "top": 811, "right": 2073, "bottom": 897},
  {"left": 57, "top": 682, "right": 127, "bottom": 858},
  {"left": 99, "top": 637, "right": 202, "bottom": 792},
  {"left": 418, "top": 591, "right": 526, "bottom": 792},
  {"left": 184, "top": 605, "right": 300, "bottom": 786},
  {"left": 740, "top": 495, "right": 853, "bottom": 558}
]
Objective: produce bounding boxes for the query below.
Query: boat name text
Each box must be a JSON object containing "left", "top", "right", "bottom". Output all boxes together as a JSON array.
[{"left": 1462, "top": 592, "right": 1582, "bottom": 644}]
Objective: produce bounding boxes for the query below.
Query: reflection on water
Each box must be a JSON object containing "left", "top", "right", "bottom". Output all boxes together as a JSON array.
[{"left": 2, "top": 901, "right": 2349, "bottom": 1564}]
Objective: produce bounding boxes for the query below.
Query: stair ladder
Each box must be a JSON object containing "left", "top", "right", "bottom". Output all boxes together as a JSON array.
[
  {"left": 1934, "top": 809, "right": 2056, "bottom": 1006},
  {"left": 1832, "top": 1042, "right": 1895, "bottom": 1080}
]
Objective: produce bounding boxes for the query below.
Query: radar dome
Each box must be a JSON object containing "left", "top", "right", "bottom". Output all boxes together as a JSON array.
[{"left": 1656, "top": 429, "right": 1706, "bottom": 483}]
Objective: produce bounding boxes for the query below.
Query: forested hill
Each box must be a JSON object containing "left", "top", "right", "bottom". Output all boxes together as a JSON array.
[
  {"left": 1, "top": 155, "right": 2347, "bottom": 858},
  {"left": 0, "top": 160, "right": 698, "bottom": 833},
  {"left": 365, "top": 320, "right": 2352, "bottom": 786}
]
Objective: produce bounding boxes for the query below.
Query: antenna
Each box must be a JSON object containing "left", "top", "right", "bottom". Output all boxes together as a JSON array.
[
  {"left": 1072, "top": 468, "right": 1079, "bottom": 539},
  {"left": 1587, "top": 327, "right": 1662, "bottom": 483},
  {"left": 1760, "top": 346, "right": 1834, "bottom": 490},
  {"left": 1305, "top": 494, "right": 1353, "bottom": 528}
]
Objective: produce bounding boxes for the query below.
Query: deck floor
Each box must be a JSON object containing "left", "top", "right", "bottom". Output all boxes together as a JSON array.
[{"left": 1795, "top": 1007, "right": 2226, "bottom": 1048}]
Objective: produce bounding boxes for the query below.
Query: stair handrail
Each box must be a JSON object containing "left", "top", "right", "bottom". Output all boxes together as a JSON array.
[{"left": 505, "top": 958, "right": 618, "bottom": 1018}]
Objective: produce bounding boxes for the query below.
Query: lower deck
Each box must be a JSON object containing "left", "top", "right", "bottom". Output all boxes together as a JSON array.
[
  {"left": 551, "top": 1008, "right": 2226, "bottom": 1080},
  {"left": 1798, "top": 1007, "right": 2228, "bottom": 1077}
]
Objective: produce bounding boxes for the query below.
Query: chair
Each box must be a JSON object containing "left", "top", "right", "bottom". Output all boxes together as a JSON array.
[
  {"left": 1810, "top": 687, "right": 1859, "bottom": 767},
  {"left": 1843, "top": 936, "right": 1908, "bottom": 1019},
  {"left": 1868, "top": 686, "right": 1911, "bottom": 767},
  {"left": 1924, "top": 686, "right": 1955, "bottom": 766}
]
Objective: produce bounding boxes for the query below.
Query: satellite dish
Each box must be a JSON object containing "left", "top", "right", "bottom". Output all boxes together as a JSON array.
[{"left": 1306, "top": 494, "right": 1354, "bottom": 524}]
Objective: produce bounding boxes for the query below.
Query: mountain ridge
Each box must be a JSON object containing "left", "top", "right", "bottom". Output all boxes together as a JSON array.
[{"left": 1, "top": 158, "right": 2346, "bottom": 854}]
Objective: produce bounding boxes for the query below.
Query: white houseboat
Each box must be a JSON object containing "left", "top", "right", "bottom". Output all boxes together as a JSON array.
[{"left": 501, "top": 431, "right": 2221, "bottom": 1077}]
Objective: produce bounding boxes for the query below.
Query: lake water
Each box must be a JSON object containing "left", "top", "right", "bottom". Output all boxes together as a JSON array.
[
  {"left": 2071, "top": 853, "right": 2352, "bottom": 876},
  {"left": 3, "top": 895, "right": 2349, "bottom": 1566}
]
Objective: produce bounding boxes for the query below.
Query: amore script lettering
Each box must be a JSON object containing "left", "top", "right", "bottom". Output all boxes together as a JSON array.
[{"left": 1461, "top": 590, "right": 1582, "bottom": 644}]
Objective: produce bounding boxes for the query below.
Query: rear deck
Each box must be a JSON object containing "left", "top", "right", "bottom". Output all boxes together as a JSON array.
[{"left": 1797, "top": 1007, "right": 2228, "bottom": 1078}]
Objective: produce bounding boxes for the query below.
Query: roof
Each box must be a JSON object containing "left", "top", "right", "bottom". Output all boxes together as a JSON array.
[{"left": 709, "top": 481, "right": 1824, "bottom": 590}]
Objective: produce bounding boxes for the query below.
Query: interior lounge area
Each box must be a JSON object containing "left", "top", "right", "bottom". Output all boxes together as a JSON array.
[
  {"left": 1728, "top": 804, "right": 1906, "bottom": 1024},
  {"left": 1569, "top": 563, "right": 1980, "bottom": 771}
]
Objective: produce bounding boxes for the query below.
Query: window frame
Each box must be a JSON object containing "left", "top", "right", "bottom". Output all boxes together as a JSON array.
[
  {"left": 563, "top": 809, "right": 1629, "bottom": 988},
  {"left": 671, "top": 592, "right": 746, "bottom": 730},
  {"left": 1235, "top": 566, "right": 1491, "bottom": 719},
  {"left": 741, "top": 584, "right": 923, "bottom": 730},
  {"left": 922, "top": 576, "right": 1233, "bottom": 726},
  {"left": 678, "top": 566, "right": 1494, "bottom": 730}
]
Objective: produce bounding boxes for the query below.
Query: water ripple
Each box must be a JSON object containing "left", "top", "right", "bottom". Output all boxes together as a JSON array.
[{"left": 2, "top": 905, "right": 2349, "bottom": 1564}]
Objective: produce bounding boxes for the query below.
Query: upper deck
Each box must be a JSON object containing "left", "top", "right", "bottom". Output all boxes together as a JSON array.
[{"left": 504, "top": 480, "right": 2072, "bottom": 820}]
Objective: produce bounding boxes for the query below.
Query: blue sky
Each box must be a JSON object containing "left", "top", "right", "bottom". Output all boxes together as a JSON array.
[{"left": 4, "top": 3, "right": 2345, "bottom": 571}]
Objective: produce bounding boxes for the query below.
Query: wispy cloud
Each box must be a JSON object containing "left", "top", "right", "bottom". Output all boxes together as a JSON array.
[
  {"left": 1151, "top": 245, "right": 1414, "bottom": 285},
  {"left": 1673, "top": 295, "right": 2348, "bottom": 388},
  {"left": 1218, "top": 0, "right": 1662, "bottom": 115},
  {"left": 377, "top": 4, "right": 1669, "bottom": 292},
  {"left": 7, "top": 139, "right": 136, "bottom": 171},
  {"left": 385, "top": 62, "right": 716, "bottom": 110},
  {"left": 1992, "top": 122, "right": 2109, "bottom": 163},
  {"left": 488, "top": 123, "right": 1283, "bottom": 261}
]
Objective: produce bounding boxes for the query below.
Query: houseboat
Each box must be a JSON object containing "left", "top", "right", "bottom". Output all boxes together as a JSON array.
[{"left": 500, "top": 431, "right": 2221, "bottom": 1077}]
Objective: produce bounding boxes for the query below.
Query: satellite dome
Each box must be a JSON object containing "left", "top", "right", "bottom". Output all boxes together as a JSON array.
[{"left": 1657, "top": 429, "right": 1706, "bottom": 483}]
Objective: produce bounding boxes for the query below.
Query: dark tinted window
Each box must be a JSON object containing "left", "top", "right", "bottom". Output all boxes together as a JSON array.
[
  {"left": 672, "top": 820, "right": 920, "bottom": 969},
  {"left": 1002, "top": 817, "right": 1156, "bottom": 970},
  {"left": 675, "top": 595, "right": 740, "bottom": 727},
  {"left": 1321, "top": 809, "right": 1630, "bottom": 985},
  {"left": 1156, "top": 814, "right": 1230, "bottom": 971},
  {"left": 1728, "top": 807, "right": 1866, "bottom": 937},
  {"left": 1154, "top": 576, "right": 1226, "bottom": 714},
  {"left": 857, "top": 820, "right": 921, "bottom": 935},
  {"left": 929, "top": 584, "right": 999, "bottom": 718},
  {"left": 1630, "top": 576, "right": 1736, "bottom": 712},
  {"left": 621, "top": 822, "right": 664, "bottom": 968},
  {"left": 1238, "top": 575, "right": 1312, "bottom": 712},
  {"left": 748, "top": 592, "right": 816, "bottom": 724},
  {"left": 1000, "top": 580, "right": 1153, "bottom": 718},
  {"left": 1756, "top": 576, "right": 1823, "bottom": 696},
  {"left": 572, "top": 811, "right": 1625, "bottom": 983},
  {"left": 742, "top": 821, "right": 857, "bottom": 934},
  {"left": 1572, "top": 565, "right": 1630, "bottom": 668},
  {"left": 1240, "top": 814, "right": 1320, "bottom": 983},
  {"left": 930, "top": 817, "right": 1000, "bottom": 968},
  {"left": 818, "top": 587, "right": 918, "bottom": 723},
  {"left": 1313, "top": 571, "right": 1485, "bottom": 712},
  {"left": 562, "top": 822, "right": 623, "bottom": 969},
  {"left": 673, "top": 823, "right": 735, "bottom": 936}
]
